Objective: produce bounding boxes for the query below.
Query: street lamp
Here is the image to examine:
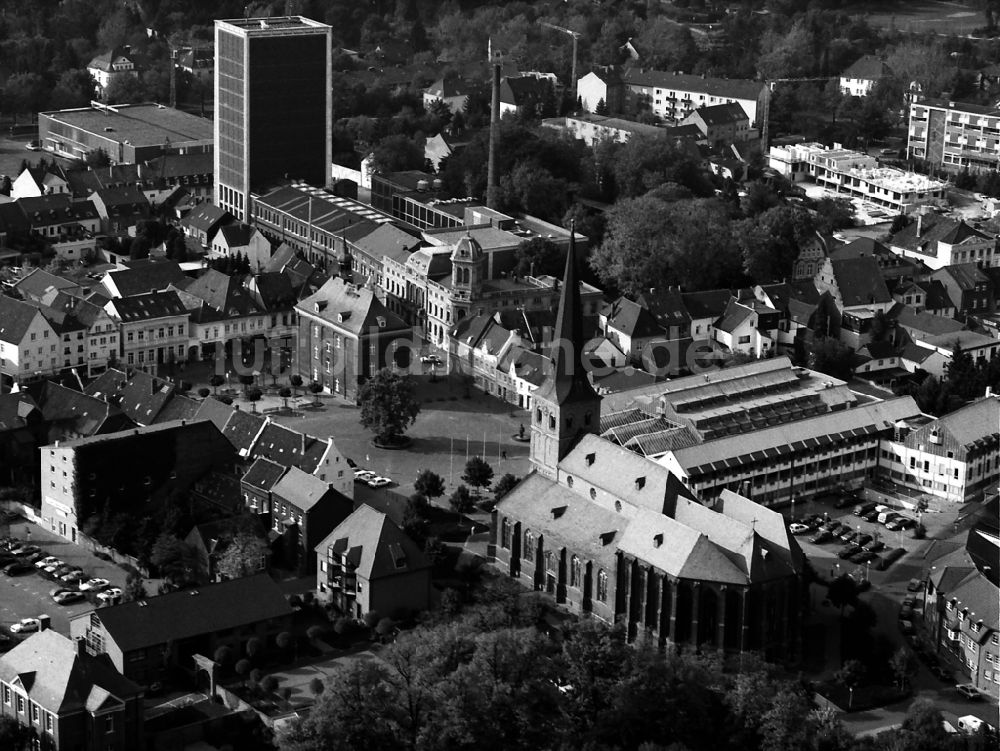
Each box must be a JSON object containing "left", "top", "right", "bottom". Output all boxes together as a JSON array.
[{"left": 848, "top": 685, "right": 854, "bottom": 710}]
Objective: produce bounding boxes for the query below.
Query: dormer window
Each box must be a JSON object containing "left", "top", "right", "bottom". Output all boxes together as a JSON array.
[
  {"left": 585, "top": 452, "right": 595, "bottom": 467},
  {"left": 635, "top": 476, "right": 646, "bottom": 490}
]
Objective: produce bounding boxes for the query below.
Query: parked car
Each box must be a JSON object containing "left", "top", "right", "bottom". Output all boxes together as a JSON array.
[
  {"left": 862, "top": 540, "right": 884, "bottom": 552},
  {"left": 850, "top": 550, "right": 879, "bottom": 564},
  {"left": 861, "top": 510, "right": 880, "bottom": 522},
  {"left": 42, "top": 561, "right": 65, "bottom": 575},
  {"left": 854, "top": 534, "right": 873, "bottom": 547},
  {"left": 809, "top": 530, "right": 833, "bottom": 544},
  {"left": 10, "top": 544, "right": 40, "bottom": 557},
  {"left": 899, "top": 619, "right": 915, "bottom": 635},
  {"left": 420, "top": 354, "right": 443, "bottom": 365},
  {"left": 874, "top": 547, "right": 907, "bottom": 571},
  {"left": 25, "top": 140, "right": 41, "bottom": 151},
  {"left": 60, "top": 570, "right": 86, "bottom": 585},
  {"left": 34, "top": 556, "right": 60, "bottom": 570},
  {"left": 353, "top": 469, "right": 375, "bottom": 481},
  {"left": 96, "top": 587, "right": 122, "bottom": 604},
  {"left": 79, "top": 578, "right": 110, "bottom": 592},
  {"left": 907, "top": 578, "right": 925, "bottom": 592},
  {"left": 879, "top": 512, "right": 902, "bottom": 526},
  {"left": 10, "top": 617, "right": 43, "bottom": 633},
  {"left": 789, "top": 523, "right": 811, "bottom": 535},
  {"left": 886, "top": 516, "right": 914, "bottom": 531},
  {"left": 366, "top": 476, "right": 392, "bottom": 489},
  {"left": 930, "top": 665, "right": 952, "bottom": 682},
  {"left": 895, "top": 517, "right": 918, "bottom": 530},
  {"left": 900, "top": 605, "right": 914, "bottom": 620},
  {"left": 955, "top": 683, "right": 982, "bottom": 701},
  {"left": 840, "top": 529, "right": 860, "bottom": 543},
  {"left": 52, "top": 590, "right": 85, "bottom": 605},
  {"left": 23, "top": 552, "right": 45, "bottom": 564},
  {"left": 2, "top": 562, "right": 33, "bottom": 576},
  {"left": 838, "top": 544, "right": 862, "bottom": 559},
  {"left": 854, "top": 502, "right": 878, "bottom": 517}
]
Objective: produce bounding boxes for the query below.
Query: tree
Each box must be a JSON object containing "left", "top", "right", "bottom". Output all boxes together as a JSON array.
[
  {"left": 235, "top": 658, "right": 252, "bottom": 685},
  {"left": 413, "top": 469, "right": 445, "bottom": 501},
  {"left": 103, "top": 74, "right": 147, "bottom": 104},
  {"left": 246, "top": 636, "right": 263, "bottom": 660},
  {"left": 245, "top": 387, "right": 263, "bottom": 412},
  {"left": 808, "top": 337, "right": 853, "bottom": 381},
  {"left": 150, "top": 533, "right": 195, "bottom": 582},
  {"left": 758, "top": 686, "right": 813, "bottom": 751},
  {"left": 514, "top": 236, "right": 563, "bottom": 278},
  {"left": 261, "top": 675, "right": 280, "bottom": 694},
  {"left": 736, "top": 206, "right": 817, "bottom": 282},
  {"left": 309, "top": 677, "right": 325, "bottom": 696},
  {"left": 216, "top": 530, "right": 269, "bottom": 579},
  {"left": 124, "top": 571, "right": 146, "bottom": 602},
  {"left": 898, "top": 698, "right": 949, "bottom": 751},
  {"left": 370, "top": 134, "right": 425, "bottom": 174},
  {"left": 238, "top": 374, "right": 255, "bottom": 395},
  {"left": 493, "top": 473, "right": 519, "bottom": 501},
  {"left": 833, "top": 658, "right": 865, "bottom": 689},
  {"left": 279, "top": 386, "right": 292, "bottom": 409},
  {"left": 0, "top": 718, "right": 32, "bottom": 751},
  {"left": 595, "top": 97, "right": 608, "bottom": 115},
  {"left": 3, "top": 73, "right": 48, "bottom": 121},
  {"left": 827, "top": 575, "right": 860, "bottom": 619},
  {"left": 49, "top": 68, "right": 97, "bottom": 109},
  {"left": 462, "top": 456, "right": 494, "bottom": 496},
  {"left": 129, "top": 236, "right": 151, "bottom": 261},
  {"left": 209, "top": 374, "right": 225, "bottom": 394},
  {"left": 449, "top": 484, "right": 475, "bottom": 514},
  {"left": 214, "top": 645, "right": 234, "bottom": 666},
  {"left": 591, "top": 196, "right": 742, "bottom": 296},
  {"left": 85, "top": 148, "right": 111, "bottom": 168},
  {"left": 358, "top": 368, "right": 421, "bottom": 445},
  {"left": 290, "top": 374, "right": 303, "bottom": 395},
  {"left": 889, "top": 647, "right": 917, "bottom": 690},
  {"left": 813, "top": 197, "right": 856, "bottom": 232}
]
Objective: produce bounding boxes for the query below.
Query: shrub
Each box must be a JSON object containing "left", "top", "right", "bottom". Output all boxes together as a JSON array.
[
  {"left": 234, "top": 659, "right": 251, "bottom": 678},
  {"left": 197, "top": 387, "right": 211, "bottom": 398},
  {"left": 333, "top": 617, "right": 355, "bottom": 636},
  {"left": 375, "top": 617, "right": 397, "bottom": 639},
  {"left": 306, "top": 624, "right": 325, "bottom": 642},
  {"left": 249, "top": 668, "right": 263, "bottom": 684},
  {"left": 288, "top": 594, "right": 302, "bottom": 608},
  {"left": 449, "top": 485, "right": 475, "bottom": 514},
  {"left": 363, "top": 611, "right": 381, "bottom": 629},
  {"left": 912, "top": 523, "right": 926, "bottom": 539},
  {"left": 245, "top": 637, "right": 262, "bottom": 659},
  {"left": 309, "top": 677, "right": 325, "bottom": 696},
  {"left": 275, "top": 632, "right": 293, "bottom": 650},
  {"left": 213, "top": 645, "right": 233, "bottom": 665},
  {"left": 260, "top": 675, "right": 279, "bottom": 694}
]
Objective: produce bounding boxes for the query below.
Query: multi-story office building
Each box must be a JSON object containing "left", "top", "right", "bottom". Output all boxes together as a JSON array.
[
  {"left": 908, "top": 98, "right": 1000, "bottom": 172},
  {"left": 214, "top": 16, "right": 332, "bottom": 220}
]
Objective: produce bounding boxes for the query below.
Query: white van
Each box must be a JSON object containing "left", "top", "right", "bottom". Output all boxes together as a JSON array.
[{"left": 957, "top": 715, "right": 995, "bottom": 735}]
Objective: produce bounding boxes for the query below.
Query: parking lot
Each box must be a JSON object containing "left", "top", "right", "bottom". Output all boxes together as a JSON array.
[{"left": 0, "top": 518, "right": 129, "bottom": 642}]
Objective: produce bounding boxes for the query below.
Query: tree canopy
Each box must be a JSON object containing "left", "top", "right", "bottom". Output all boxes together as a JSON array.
[{"left": 359, "top": 368, "right": 421, "bottom": 445}]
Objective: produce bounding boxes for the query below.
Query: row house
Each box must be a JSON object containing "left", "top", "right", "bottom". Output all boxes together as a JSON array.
[
  {"left": 621, "top": 69, "right": 767, "bottom": 127},
  {"left": 103, "top": 291, "right": 189, "bottom": 372},
  {"left": 210, "top": 223, "right": 272, "bottom": 269},
  {"left": 888, "top": 213, "right": 997, "bottom": 270},
  {"left": 88, "top": 185, "right": 151, "bottom": 234},
  {"left": 923, "top": 510, "right": 1000, "bottom": 701},
  {"left": 171, "top": 269, "right": 268, "bottom": 360},
  {"left": 182, "top": 202, "right": 232, "bottom": 248},
  {"left": 931, "top": 263, "right": 996, "bottom": 319},
  {"left": 880, "top": 395, "right": 1000, "bottom": 504},
  {"left": 0, "top": 295, "right": 62, "bottom": 392},
  {"left": 14, "top": 193, "right": 101, "bottom": 240}
]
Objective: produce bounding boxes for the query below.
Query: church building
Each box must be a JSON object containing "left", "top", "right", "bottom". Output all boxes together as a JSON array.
[{"left": 489, "top": 232, "right": 806, "bottom": 659}]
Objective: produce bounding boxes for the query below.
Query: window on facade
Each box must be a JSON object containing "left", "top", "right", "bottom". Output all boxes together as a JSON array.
[
  {"left": 501, "top": 518, "right": 511, "bottom": 549},
  {"left": 570, "top": 556, "right": 581, "bottom": 587},
  {"left": 524, "top": 530, "right": 534, "bottom": 561},
  {"left": 597, "top": 569, "right": 608, "bottom": 602},
  {"left": 16, "top": 695, "right": 24, "bottom": 714}
]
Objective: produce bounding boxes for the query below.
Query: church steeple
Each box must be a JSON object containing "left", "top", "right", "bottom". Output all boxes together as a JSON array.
[{"left": 529, "top": 227, "right": 602, "bottom": 478}]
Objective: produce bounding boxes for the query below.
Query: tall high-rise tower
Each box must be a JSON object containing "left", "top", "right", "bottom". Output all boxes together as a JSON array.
[
  {"left": 529, "top": 229, "right": 602, "bottom": 478},
  {"left": 214, "top": 16, "right": 332, "bottom": 221}
]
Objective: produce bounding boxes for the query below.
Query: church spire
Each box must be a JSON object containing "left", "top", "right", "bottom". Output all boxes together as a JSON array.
[{"left": 535, "top": 226, "right": 598, "bottom": 406}]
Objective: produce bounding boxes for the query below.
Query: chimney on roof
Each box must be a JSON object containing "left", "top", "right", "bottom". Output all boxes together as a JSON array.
[{"left": 75, "top": 637, "right": 88, "bottom": 656}]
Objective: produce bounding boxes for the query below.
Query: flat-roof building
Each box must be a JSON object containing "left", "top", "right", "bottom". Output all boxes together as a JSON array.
[
  {"left": 908, "top": 98, "right": 1000, "bottom": 172},
  {"left": 38, "top": 103, "right": 213, "bottom": 164},
  {"left": 768, "top": 142, "right": 948, "bottom": 213},
  {"left": 215, "top": 16, "right": 332, "bottom": 221}
]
